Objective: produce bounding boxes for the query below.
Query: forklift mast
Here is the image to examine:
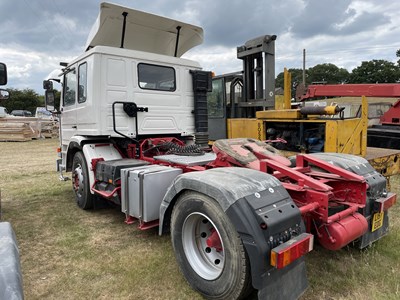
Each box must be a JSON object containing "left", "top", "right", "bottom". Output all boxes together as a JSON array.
[{"left": 237, "top": 35, "right": 277, "bottom": 117}]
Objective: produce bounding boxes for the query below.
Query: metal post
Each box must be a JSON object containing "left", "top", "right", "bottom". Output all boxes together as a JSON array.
[
  {"left": 302, "top": 49, "right": 306, "bottom": 86},
  {"left": 120, "top": 12, "right": 128, "bottom": 48},
  {"left": 174, "top": 26, "right": 182, "bottom": 57},
  {"left": 265, "top": 49, "right": 275, "bottom": 103},
  {"left": 256, "top": 54, "right": 264, "bottom": 100}
]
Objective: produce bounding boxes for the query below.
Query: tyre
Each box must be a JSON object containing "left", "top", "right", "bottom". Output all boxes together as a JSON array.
[
  {"left": 171, "top": 191, "right": 252, "bottom": 300},
  {"left": 71, "top": 151, "right": 94, "bottom": 209}
]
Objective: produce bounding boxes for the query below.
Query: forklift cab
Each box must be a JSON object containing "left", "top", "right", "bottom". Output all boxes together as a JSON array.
[
  {"left": 207, "top": 72, "right": 242, "bottom": 140},
  {"left": 207, "top": 35, "right": 276, "bottom": 141}
]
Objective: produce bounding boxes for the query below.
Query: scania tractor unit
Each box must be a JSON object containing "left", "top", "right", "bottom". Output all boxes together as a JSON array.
[{"left": 43, "top": 3, "right": 396, "bottom": 299}]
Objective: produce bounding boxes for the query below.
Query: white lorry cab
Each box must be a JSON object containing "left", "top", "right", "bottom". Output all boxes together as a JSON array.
[{"left": 55, "top": 3, "right": 205, "bottom": 150}]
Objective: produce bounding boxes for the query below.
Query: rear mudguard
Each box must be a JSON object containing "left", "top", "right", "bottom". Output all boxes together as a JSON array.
[
  {"left": 307, "top": 153, "right": 389, "bottom": 248},
  {"left": 159, "top": 167, "right": 308, "bottom": 299},
  {"left": 0, "top": 222, "right": 23, "bottom": 300}
]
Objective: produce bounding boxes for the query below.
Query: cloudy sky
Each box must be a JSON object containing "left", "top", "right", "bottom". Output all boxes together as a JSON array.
[{"left": 1, "top": 0, "right": 399, "bottom": 93}]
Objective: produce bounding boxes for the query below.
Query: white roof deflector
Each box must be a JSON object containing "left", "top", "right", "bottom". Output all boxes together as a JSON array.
[{"left": 85, "top": 2, "right": 204, "bottom": 57}]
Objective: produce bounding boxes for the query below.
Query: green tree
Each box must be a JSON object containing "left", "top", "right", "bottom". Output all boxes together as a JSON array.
[
  {"left": 275, "top": 68, "right": 305, "bottom": 88},
  {"left": 308, "top": 63, "right": 350, "bottom": 84},
  {"left": 396, "top": 49, "right": 400, "bottom": 66},
  {"left": 2, "top": 88, "right": 41, "bottom": 114},
  {"left": 275, "top": 68, "right": 307, "bottom": 99},
  {"left": 349, "top": 59, "right": 400, "bottom": 83},
  {"left": 276, "top": 64, "right": 350, "bottom": 90},
  {"left": 38, "top": 95, "right": 45, "bottom": 106}
]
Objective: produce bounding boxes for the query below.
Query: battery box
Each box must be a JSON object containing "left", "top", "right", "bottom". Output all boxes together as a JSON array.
[{"left": 95, "top": 159, "right": 149, "bottom": 185}]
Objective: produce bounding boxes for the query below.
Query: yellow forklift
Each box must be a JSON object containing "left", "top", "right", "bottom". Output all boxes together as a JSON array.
[{"left": 207, "top": 35, "right": 400, "bottom": 178}]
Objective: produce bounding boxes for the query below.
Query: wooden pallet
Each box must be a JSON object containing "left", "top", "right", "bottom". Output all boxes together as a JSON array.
[{"left": 0, "top": 117, "right": 58, "bottom": 141}]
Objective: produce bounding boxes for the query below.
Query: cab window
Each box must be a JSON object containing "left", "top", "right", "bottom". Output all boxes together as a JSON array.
[
  {"left": 63, "top": 69, "right": 77, "bottom": 106},
  {"left": 207, "top": 78, "right": 224, "bottom": 118},
  {"left": 78, "top": 63, "right": 87, "bottom": 103},
  {"left": 138, "top": 63, "right": 176, "bottom": 91}
]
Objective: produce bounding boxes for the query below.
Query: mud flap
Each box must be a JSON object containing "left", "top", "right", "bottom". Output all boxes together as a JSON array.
[
  {"left": 224, "top": 185, "right": 309, "bottom": 297},
  {"left": 358, "top": 212, "right": 389, "bottom": 248},
  {"left": 258, "top": 259, "right": 308, "bottom": 300},
  {"left": 160, "top": 168, "right": 310, "bottom": 298}
]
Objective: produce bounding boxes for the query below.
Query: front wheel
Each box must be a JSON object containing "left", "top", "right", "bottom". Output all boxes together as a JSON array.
[
  {"left": 71, "top": 151, "right": 94, "bottom": 209},
  {"left": 171, "top": 191, "right": 253, "bottom": 300}
]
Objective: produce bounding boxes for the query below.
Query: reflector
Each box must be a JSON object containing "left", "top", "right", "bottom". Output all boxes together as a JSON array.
[{"left": 374, "top": 193, "right": 397, "bottom": 213}]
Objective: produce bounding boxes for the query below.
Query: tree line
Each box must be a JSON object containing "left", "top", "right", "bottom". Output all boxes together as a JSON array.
[
  {"left": 276, "top": 49, "right": 400, "bottom": 88},
  {"left": 0, "top": 88, "right": 60, "bottom": 115}
]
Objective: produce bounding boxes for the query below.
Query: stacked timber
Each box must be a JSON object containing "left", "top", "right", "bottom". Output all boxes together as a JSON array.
[
  {"left": 0, "top": 121, "right": 35, "bottom": 141},
  {"left": 40, "top": 120, "right": 59, "bottom": 138},
  {"left": 0, "top": 116, "right": 59, "bottom": 141},
  {"left": 0, "top": 117, "right": 40, "bottom": 141}
]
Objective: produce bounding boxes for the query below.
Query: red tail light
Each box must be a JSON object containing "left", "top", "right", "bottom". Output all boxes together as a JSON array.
[
  {"left": 270, "top": 233, "right": 314, "bottom": 269},
  {"left": 374, "top": 193, "right": 397, "bottom": 213}
]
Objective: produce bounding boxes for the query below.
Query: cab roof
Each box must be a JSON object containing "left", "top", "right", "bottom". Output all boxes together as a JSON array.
[{"left": 85, "top": 2, "right": 204, "bottom": 57}]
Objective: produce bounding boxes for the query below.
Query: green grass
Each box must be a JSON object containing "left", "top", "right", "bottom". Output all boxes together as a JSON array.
[
  {"left": 0, "top": 139, "right": 399, "bottom": 299},
  {"left": 0, "top": 139, "right": 200, "bottom": 300}
]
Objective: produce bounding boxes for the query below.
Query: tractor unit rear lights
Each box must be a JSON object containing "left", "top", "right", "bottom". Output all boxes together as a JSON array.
[
  {"left": 270, "top": 233, "right": 314, "bottom": 269},
  {"left": 374, "top": 193, "right": 397, "bottom": 213}
]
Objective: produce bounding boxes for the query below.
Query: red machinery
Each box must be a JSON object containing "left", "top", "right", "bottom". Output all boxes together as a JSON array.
[
  {"left": 300, "top": 83, "right": 400, "bottom": 100},
  {"left": 299, "top": 83, "right": 400, "bottom": 150},
  {"left": 380, "top": 99, "right": 400, "bottom": 125}
]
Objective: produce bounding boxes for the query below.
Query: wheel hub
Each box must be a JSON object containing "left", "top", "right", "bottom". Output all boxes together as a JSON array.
[
  {"left": 72, "top": 164, "right": 84, "bottom": 197},
  {"left": 206, "top": 228, "right": 223, "bottom": 252},
  {"left": 182, "top": 212, "right": 225, "bottom": 280}
]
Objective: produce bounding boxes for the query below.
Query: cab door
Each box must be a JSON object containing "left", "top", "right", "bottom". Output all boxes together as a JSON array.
[{"left": 60, "top": 67, "right": 78, "bottom": 143}]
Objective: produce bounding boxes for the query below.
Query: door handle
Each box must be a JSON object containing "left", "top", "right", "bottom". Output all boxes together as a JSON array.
[{"left": 72, "top": 125, "right": 77, "bottom": 129}]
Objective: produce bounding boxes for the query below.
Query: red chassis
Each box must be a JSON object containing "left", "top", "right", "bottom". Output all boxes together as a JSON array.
[{"left": 93, "top": 137, "right": 396, "bottom": 250}]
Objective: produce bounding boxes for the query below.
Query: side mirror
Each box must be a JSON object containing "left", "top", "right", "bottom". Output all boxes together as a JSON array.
[
  {"left": 45, "top": 90, "right": 56, "bottom": 112},
  {"left": 0, "top": 63, "right": 7, "bottom": 86},
  {"left": 0, "top": 89, "right": 9, "bottom": 100}
]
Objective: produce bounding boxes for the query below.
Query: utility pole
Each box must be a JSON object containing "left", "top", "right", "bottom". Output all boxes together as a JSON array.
[{"left": 302, "top": 49, "right": 306, "bottom": 86}]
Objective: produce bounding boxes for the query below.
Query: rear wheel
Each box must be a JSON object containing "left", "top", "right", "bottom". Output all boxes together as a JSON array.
[
  {"left": 171, "top": 191, "right": 252, "bottom": 300},
  {"left": 71, "top": 151, "right": 94, "bottom": 209}
]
